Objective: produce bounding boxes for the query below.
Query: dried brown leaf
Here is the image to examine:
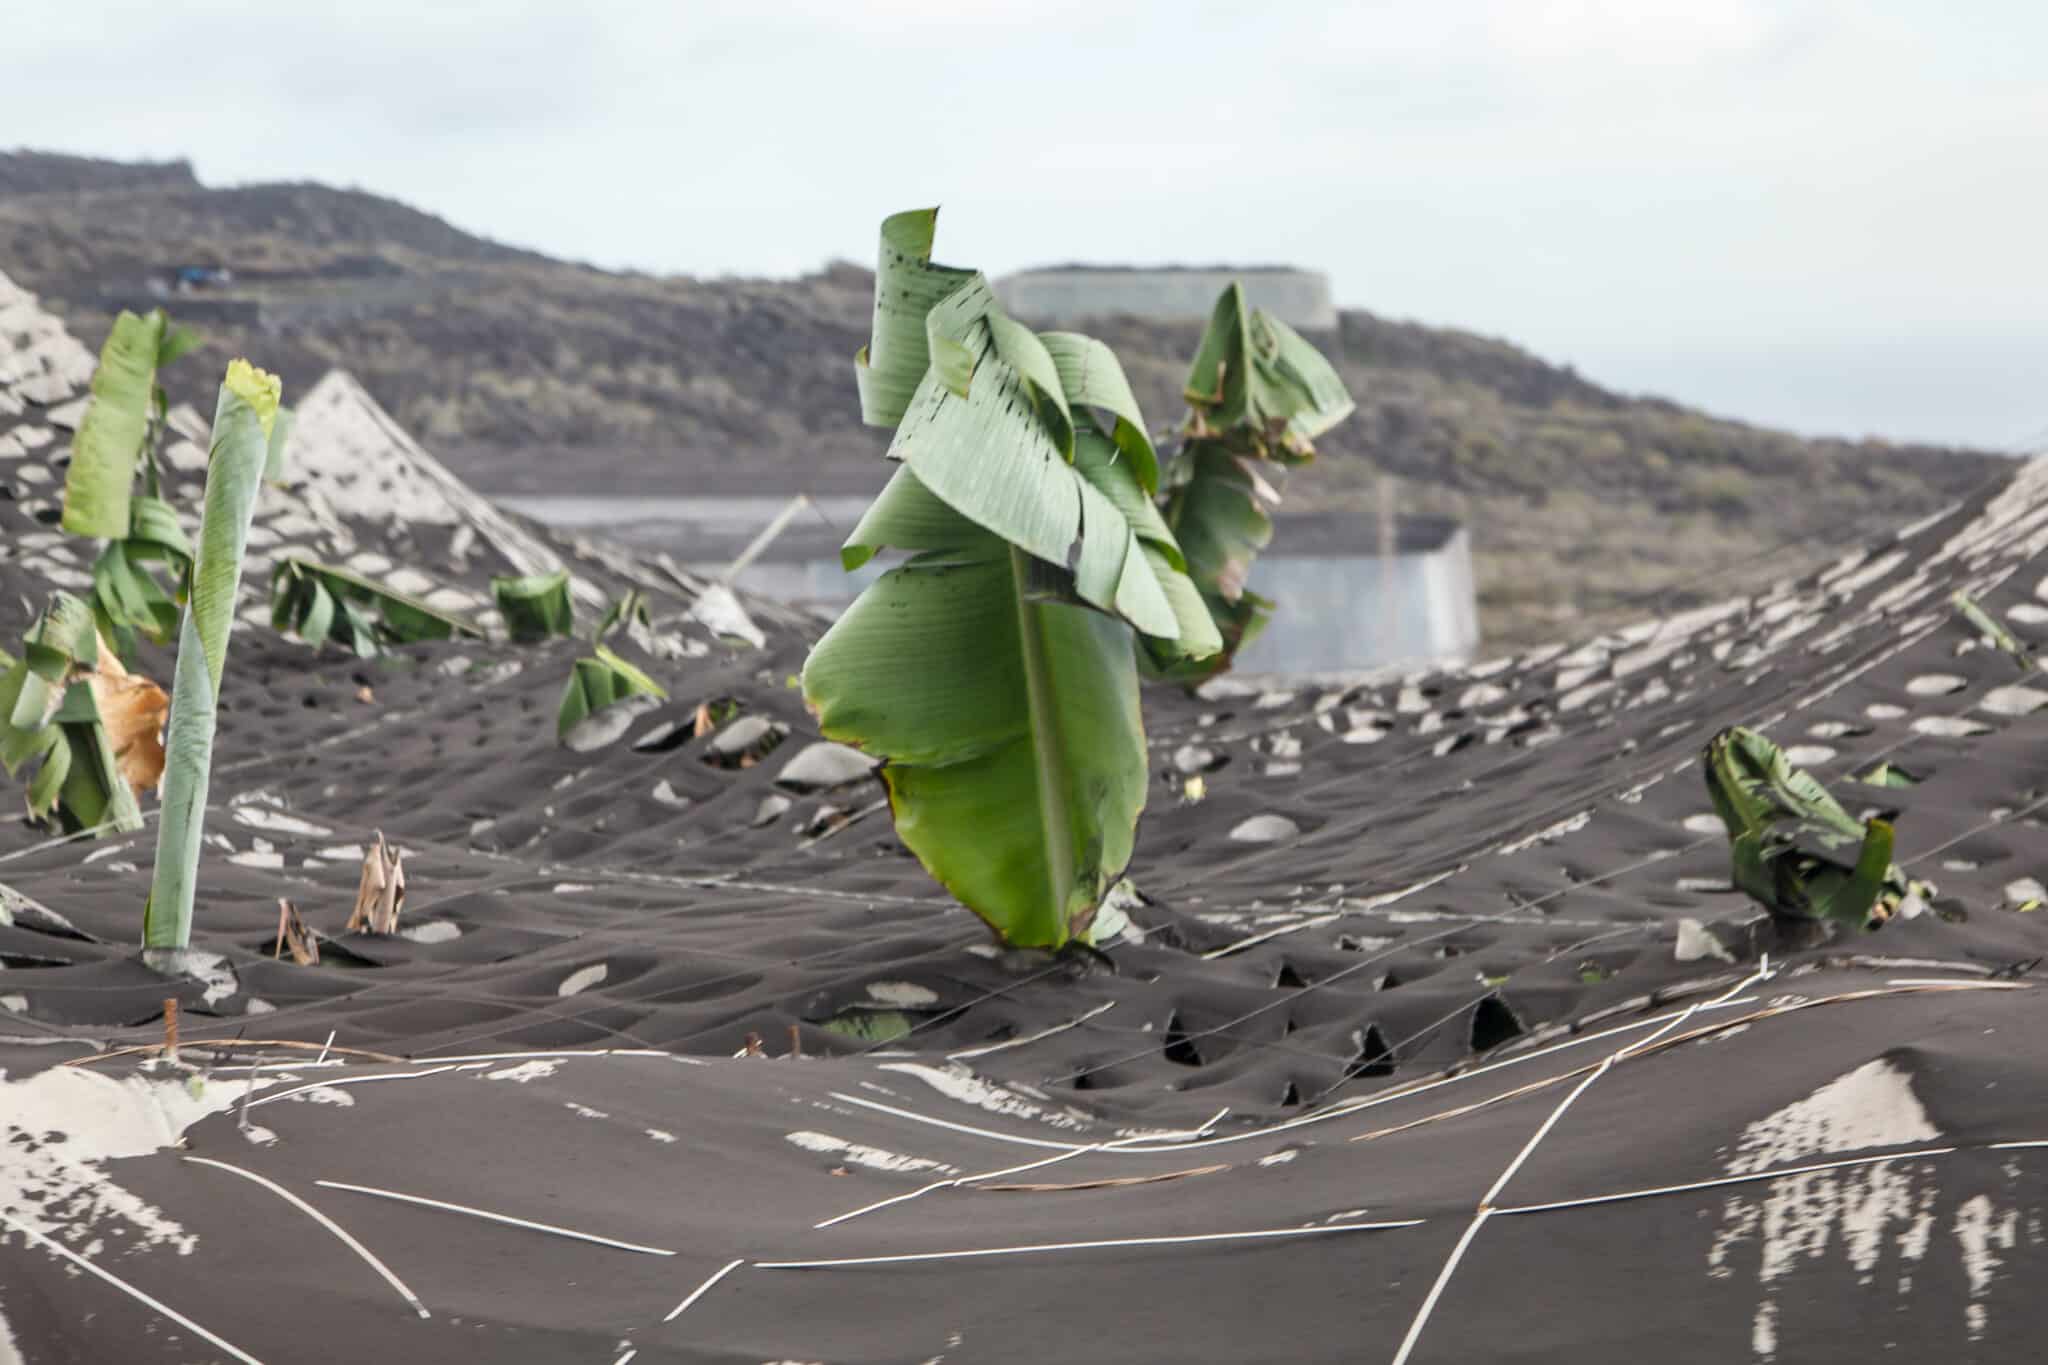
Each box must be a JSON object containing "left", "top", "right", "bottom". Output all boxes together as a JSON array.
[
  {"left": 273, "top": 898, "right": 319, "bottom": 966},
  {"left": 86, "top": 633, "right": 168, "bottom": 796},
  {"left": 347, "top": 831, "right": 406, "bottom": 935}
]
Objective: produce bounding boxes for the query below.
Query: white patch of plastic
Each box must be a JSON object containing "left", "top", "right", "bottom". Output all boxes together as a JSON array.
[
  {"left": 1954, "top": 1194, "right": 2019, "bottom": 1341},
  {"left": 558, "top": 963, "right": 609, "bottom": 997},
  {"left": 0, "top": 1067, "right": 262, "bottom": 1254},
  {"left": 784, "top": 1131, "right": 955, "bottom": 1175},
  {"left": 1709, "top": 1060, "right": 1980, "bottom": 1360},
  {"left": 876, "top": 1062, "right": 1090, "bottom": 1132},
  {"left": 231, "top": 806, "right": 333, "bottom": 838},
  {"left": 1496, "top": 810, "right": 1592, "bottom": 856},
  {"left": 866, "top": 981, "right": 938, "bottom": 1008},
  {"left": 286, "top": 1087, "right": 356, "bottom": 1107}
]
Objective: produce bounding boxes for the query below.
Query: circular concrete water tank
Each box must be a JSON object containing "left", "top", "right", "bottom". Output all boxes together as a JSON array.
[{"left": 994, "top": 266, "right": 1336, "bottom": 332}]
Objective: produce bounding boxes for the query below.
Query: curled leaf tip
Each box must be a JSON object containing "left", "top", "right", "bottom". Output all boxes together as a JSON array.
[{"left": 224, "top": 359, "right": 284, "bottom": 438}]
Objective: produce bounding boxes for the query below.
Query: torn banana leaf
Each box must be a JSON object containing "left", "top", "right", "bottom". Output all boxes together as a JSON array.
[
  {"left": 61, "top": 309, "right": 169, "bottom": 540},
  {"left": 557, "top": 643, "right": 667, "bottom": 741},
  {"left": 1150, "top": 283, "right": 1355, "bottom": 679},
  {"left": 1147, "top": 443, "right": 1284, "bottom": 680},
  {"left": 1182, "top": 282, "right": 1353, "bottom": 464},
  {"left": 805, "top": 210, "right": 1220, "bottom": 948},
  {"left": 272, "top": 557, "right": 483, "bottom": 657},
  {"left": 492, "top": 569, "right": 575, "bottom": 642},
  {"left": 91, "top": 493, "right": 195, "bottom": 655},
  {"left": 1704, "top": 726, "right": 1923, "bottom": 929},
  {"left": 0, "top": 596, "right": 145, "bottom": 834},
  {"left": 595, "top": 589, "right": 651, "bottom": 641}
]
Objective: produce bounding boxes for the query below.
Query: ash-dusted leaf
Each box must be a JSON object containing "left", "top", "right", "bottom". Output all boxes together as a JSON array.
[
  {"left": 492, "top": 569, "right": 574, "bottom": 642},
  {"left": 0, "top": 605, "right": 145, "bottom": 834},
  {"left": 62, "top": 309, "right": 167, "bottom": 540},
  {"left": 1703, "top": 725, "right": 1920, "bottom": 929},
  {"left": 557, "top": 643, "right": 667, "bottom": 743},
  {"left": 145, "top": 365, "right": 279, "bottom": 951},
  {"left": 261, "top": 405, "right": 296, "bottom": 483},
  {"left": 274, "top": 557, "right": 482, "bottom": 656}
]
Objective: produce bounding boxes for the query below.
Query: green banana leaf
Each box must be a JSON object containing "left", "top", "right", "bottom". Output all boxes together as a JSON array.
[
  {"left": 262, "top": 405, "right": 296, "bottom": 483},
  {"left": 61, "top": 310, "right": 168, "bottom": 540},
  {"left": 806, "top": 533, "right": 1146, "bottom": 948},
  {"left": 806, "top": 209, "right": 1220, "bottom": 949},
  {"left": 1858, "top": 761, "right": 1922, "bottom": 789},
  {"left": 91, "top": 493, "right": 195, "bottom": 654},
  {"left": 0, "top": 595, "right": 143, "bottom": 834},
  {"left": 854, "top": 208, "right": 978, "bottom": 427},
  {"left": 1146, "top": 438, "right": 1282, "bottom": 681},
  {"left": 1184, "top": 283, "right": 1353, "bottom": 460},
  {"left": 144, "top": 362, "right": 279, "bottom": 951},
  {"left": 272, "top": 558, "right": 482, "bottom": 657},
  {"left": 557, "top": 642, "right": 666, "bottom": 740},
  {"left": 1703, "top": 726, "right": 1917, "bottom": 929},
  {"left": 493, "top": 569, "right": 575, "bottom": 642},
  {"left": 594, "top": 588, "right": 650, "bottom": 641}
]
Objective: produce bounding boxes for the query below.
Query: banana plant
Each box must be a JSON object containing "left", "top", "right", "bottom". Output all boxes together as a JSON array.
[
  {"left": 557, "top": 591, "right": 666, "bottom": 740},
  {"left": 60, "top": 308, "right": 209, "bottom": 658},
  {"left": 0, "top": 595, "right": 158, "bottom": 834},
  {"left": 143, "top": 361, "right": 281, "bottom": 953},
  {"left": 492, "top": 569, "right": 575, "bottom": 642},
  {"left": 802, "top": 209, "right": 1219, "bottom": 950},
  {"left": 271, "top": 557, "right": 482, "bottom": 656},
  {"left": 1704, "top": 726, "right": 1923, "bottom": 930},
  {"left": 1148, "top": 283, "right": 1355, "bottom": 679}
]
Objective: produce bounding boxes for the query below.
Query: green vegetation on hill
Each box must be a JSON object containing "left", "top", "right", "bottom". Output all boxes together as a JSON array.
[{"left": 0, "top": 151, "right": 2003, "bottom": 648}]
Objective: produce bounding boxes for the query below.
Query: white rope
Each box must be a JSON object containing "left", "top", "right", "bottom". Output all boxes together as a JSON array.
[
  {"left": 0, "top": 1208, "right": 265, "bottom": 1363},
  {"left": 1388, "top": 956, "right": 1777, "bottom": 1364},
  {"left": 663, "top": 1257, "right": 745, "bottom": 1321},
  {"left": 759, "top": 1218, "right": 1424, "bottom": 1269},
  {"left": 316, "top": 1180, "right": 675, "bottom": 1256},
  {"left": 185, "top": 1157, "right": 430, "bottom": 1318}
]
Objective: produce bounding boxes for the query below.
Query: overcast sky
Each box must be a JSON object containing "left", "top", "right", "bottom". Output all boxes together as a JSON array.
[{"left": 9, "top": 1, "right": 2045, "bottom": 449}]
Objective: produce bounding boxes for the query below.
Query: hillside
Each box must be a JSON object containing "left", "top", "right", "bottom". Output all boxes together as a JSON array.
[{"left": 0, "top": 150, "right": 2004, "bottom": 646}]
